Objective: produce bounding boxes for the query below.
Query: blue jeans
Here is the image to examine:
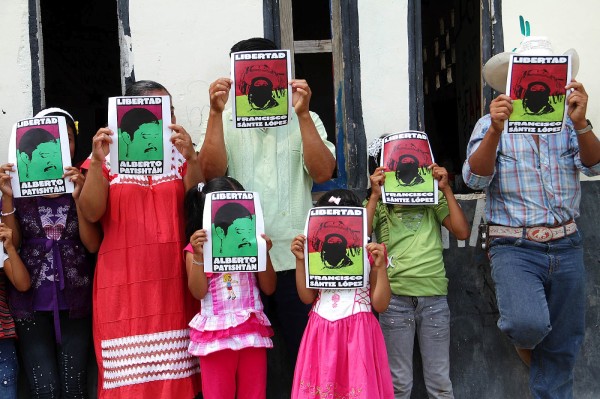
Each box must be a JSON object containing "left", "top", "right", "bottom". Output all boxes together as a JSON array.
[
  {"left": 379, "top": 295, "right": 453, "bottom": 399},
  {"left": 0, "top": 338, "right": 18, "bottom": 399},
  {"left": 15, "top": 311, "right": 92, "bottom": 399},
  {"left": 488, "top": 231, "right": 585, "bottom": 399}
]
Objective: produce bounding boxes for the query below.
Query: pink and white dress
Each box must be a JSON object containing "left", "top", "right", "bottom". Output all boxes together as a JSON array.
[
  {"left": 185, "top": 245, "right": 273, "bottom": 356},
  {"left": 292, "top": 287, "right": 394, "bottom": 399}
]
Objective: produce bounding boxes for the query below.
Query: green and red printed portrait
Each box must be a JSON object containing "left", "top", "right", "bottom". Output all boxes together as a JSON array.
[
  {"left": 108, "top": 96, "right": 172, "bottom": 175},
  {"left": 9, "top": 116, "right": 74, "bottom": 198},
  {"left": 381, "top": 131, "right": 437, "bottom": 205},
  {"left": 203, "top": 191, "right": 267, "bottom": 273},
  {"left": 304, "top": 206, "right": 368, "bottom": 289},
  {"left": 505, "top": 54, "right": 571, "bottom": 134},
  {"left": 231, "top": 50, "right": 291, "bottom": 128}
]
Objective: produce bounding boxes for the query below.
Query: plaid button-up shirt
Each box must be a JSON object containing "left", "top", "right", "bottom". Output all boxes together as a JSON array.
[{"left": 463, "top": 114, "right": 600, "bottom": 227}]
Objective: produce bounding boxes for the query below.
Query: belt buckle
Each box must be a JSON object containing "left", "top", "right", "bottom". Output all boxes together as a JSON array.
[{"left": 526, "top": 226, "right": 553, "bottom": 242}]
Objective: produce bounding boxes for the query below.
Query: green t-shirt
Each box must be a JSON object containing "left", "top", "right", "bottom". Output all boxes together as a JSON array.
[{"left": 370, "top": 191, "right": 449, "bottom": 296}]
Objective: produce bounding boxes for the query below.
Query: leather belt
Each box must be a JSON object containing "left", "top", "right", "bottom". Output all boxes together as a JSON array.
[{"left": 488, "top": 221, "right": 577, "bottom": 243}]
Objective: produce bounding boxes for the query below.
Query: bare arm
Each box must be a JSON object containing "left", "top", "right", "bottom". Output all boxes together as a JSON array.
[
  {"left": 64, "top": 166, "right": 102, "bottom": 253},
  {"left": 366, "top": 166, "right": 386, "bottom": 237},
  {"left": 0, "top": 224, "right": 30, "bottom": 291},
  {"left": 257, "top": 234, "right": 276, "bottom": 295},
  {"left": 170, "top": 124, "right": 204, "bottom": 191},
  {"left": 566, "top": 80, "right": 600, "bottom": 167},
  {"left": 431, "top": 164, "right": 470, "bottom": 240},
  {"left": 1, "top": 163, "right": 20, "bottom": 247},
  {"left": 467, "top": 95, "right": 512, "bottom": 176},
  {"left": 291, "top": 234, "right": 317, "bottom": 304},
  {"left": 78, "top": 128, "right": 111, "bottom": 223},
  {"left": 367, "top": 242, "right": 391, "bottom": 313},
  {"left": 291, "top": 80, "right": 336, "bottom": 183},
  {"left": 198, "top": 78, "right": 231, "bottom": 181},
  {"left": 185, "top": 229, "right": 209, "bottom": 300}
]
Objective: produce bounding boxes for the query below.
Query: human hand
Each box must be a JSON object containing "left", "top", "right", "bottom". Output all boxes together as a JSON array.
[
  {"left": 290, "top": 234, "right": 306, "bottom": 261},
  {"left": 209, "top": 78, "right": 232, "bottom": 114},
  {"left": 0, "top": 223, "right": 14, "bottom": 251},
  {"left": 91, "top": 128, "right": 112, "bottom": 162},
  {"left": 565, "top": 80, "right": 588, "bottom": 129},
  {"left": 0, "top": 163, "right": 15, "bottom": 198},
  {"left": 429, "top": 163, "right": 449, "bottom": 192},
  {"left": 366, "top": 242, "right": 387, "bottom": 270},
  {"left": 190, "top": 229, "right": 207, "bottom": 257},
  {"left": 291, "top": 79, "right": 311, "bottom": 117},
  {"left": 169, "top": 124, "right": 196, "bottom": 161},
  {"left": 369, "top": 166, "right": 387, "bottom": 198},
  {"left": 63, "top": 166, "right": 85, "bottom": 200},
  {"left": 262, "top": 234, "right": 273, "bottom": 252},
  {"left": 489, "top": 94, "right": 513, "bottom": 134}
]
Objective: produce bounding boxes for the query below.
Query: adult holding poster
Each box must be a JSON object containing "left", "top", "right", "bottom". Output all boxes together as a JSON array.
[
  {"left": 463, "top": 36, "right": 600, "bottom": 398},
  {"left": 198, "top": 37, "right": 336, "bottom": 393},
  {"left": 0, "top": 107, "right": 101, "bottom": 398},
  {"left": 79, "top": 80, "right": 203, "bottom": 398}
]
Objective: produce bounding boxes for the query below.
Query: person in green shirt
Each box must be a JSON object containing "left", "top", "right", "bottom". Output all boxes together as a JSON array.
[{"left": 365, "top": 140, "right": 469, "bottom": 399}]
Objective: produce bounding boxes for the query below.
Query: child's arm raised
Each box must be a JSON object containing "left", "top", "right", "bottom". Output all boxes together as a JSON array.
[
  {"left": 257, "top": 234, "right": 276, "bottom": 295},
  {"left": 1, "top": 163, "right": 21, "bottom": 247},
  {"left": 431, "top": 164, "right": 470, "bottom": 240},
  {"left": 366, "top": 167, "right": 386, "bottom": 237},
  {"left": 66, "top": 167, "right": 103, "bottom": 253},
  {"left": 0, "top": 223, "right": 30, "bottom": 292},
  {"left": 185, "top": 229, "right": 209, "bottom": 300},
  {"left": 367, "top": 242, "right": 391, "bottom": 313},
  {"left": 291, "top": 235, "right": 317, "bottom": 304}
]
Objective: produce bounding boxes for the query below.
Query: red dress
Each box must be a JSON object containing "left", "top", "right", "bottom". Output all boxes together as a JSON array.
[{"left": 92, "top": 153, "right": 201, "bottom": 398}]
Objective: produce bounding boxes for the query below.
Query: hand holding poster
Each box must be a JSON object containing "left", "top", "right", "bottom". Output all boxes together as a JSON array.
[
  {"left": 505, "top": 54, "right": 571, "bottom": 134},
  {"left": 231, "top": 50, "right": 292, "bottom": 128},
  {"left": 304, "top": 206, "right": 368, "bottom": 289},
  {"left": 380, "top": 131, "right": 438, "bottom": 205},
  {"left": 108, "top": 96, "right": 173, "bottom": 175},
  {"left": 202, "top": 191, "right": 267, "bottom": 273},
  {"left": 8, "top": 116, "right": 74, "bottom": 198}
]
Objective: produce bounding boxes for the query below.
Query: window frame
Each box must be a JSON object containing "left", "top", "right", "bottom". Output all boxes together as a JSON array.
[{"left": 264, "top": 0, "right": 367, "bottom": 191}]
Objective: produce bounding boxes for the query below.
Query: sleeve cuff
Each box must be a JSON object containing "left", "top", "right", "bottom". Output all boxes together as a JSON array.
[{"left": 462, "top": 161, "right": 493, "bottom": 190}]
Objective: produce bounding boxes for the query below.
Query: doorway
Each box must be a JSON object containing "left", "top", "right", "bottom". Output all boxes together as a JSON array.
[
  {"left": 40, "top": 0, "right": 121, "bottom": 165},
  {"left": 420, "top": 0, "right": 481, "bottom": 193}
]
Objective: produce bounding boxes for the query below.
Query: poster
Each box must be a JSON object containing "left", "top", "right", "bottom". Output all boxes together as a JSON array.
[
  {"left": 380, "top": 131, "right": 437, "bottom": 205},
  {"left": 304, "top": 207, "right": 368, "bottom": 289},
  {"left": 505, "top": 54, "right": 571, "bottom": 134},
  {"left": 203, "top": 191, "right": 267, "bottom": 273},
  {"left": 8, "top": 116, "right": 74, "bottom": 198},
  {"left": 108, "top": 96, "right": 172, "bottom": 175},
  {"left": 231, "top": 49, "right": 292, "bottom": 128}
]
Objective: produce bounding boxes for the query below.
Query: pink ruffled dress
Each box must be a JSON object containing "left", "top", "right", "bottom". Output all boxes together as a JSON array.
[
  {"left": 184, "top": 244, "right": 273, "bottom": 356},
  {"left": 292, "top": 286, "right": 394, "bottom": 399}
]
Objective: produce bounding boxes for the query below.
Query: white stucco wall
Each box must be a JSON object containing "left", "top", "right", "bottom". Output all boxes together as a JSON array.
[
  {"left": 0, "top": 2, "right": 35, "bottom": 164},
  {"left": 128, "top": 0, "right": 263, "bottom": 144},
  {"left": 2, "top": 1, "right": 598, "bottom": 172},
  {"left": 358, "top": 0, "right": 411, "bottom": 146}
]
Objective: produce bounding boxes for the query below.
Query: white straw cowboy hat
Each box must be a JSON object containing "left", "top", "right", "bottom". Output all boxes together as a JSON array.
[{"left": 483, "top": 36, "right": 579, "bottom": 93}]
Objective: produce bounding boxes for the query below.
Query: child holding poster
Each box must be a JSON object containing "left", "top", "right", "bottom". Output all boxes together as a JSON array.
[
  {"left": 366, "top": 140, "right": 470, "bottom": 399},
  {"left": 183, "top": 176, "right": 276, "bottom": 399},
  {"left": 291, "top": 189, "right": 394, "bottom": 399}
]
